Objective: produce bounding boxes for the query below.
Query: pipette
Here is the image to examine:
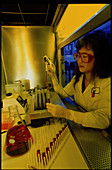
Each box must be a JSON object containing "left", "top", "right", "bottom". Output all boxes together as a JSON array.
[
  {"left": 43, "top": 55, "right": 52, "bottom": 65},
  {"left": 43, "top": 55, "right": 75, "bottom": 103},
  {"left": 44, "top": 55, "right": 50, "bottom": 103}
]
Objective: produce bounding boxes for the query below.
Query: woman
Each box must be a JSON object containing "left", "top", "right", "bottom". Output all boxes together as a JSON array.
[{"left": 46, "top": 30, "right": 111, "bottom": 129}]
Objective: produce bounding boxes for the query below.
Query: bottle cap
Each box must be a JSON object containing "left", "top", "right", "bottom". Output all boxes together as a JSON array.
[{"left": 6, "top": 93, "right": 12, "bottom": 97}]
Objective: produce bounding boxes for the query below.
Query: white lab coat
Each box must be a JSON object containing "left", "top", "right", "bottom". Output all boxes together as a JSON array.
[{"left": 52, "top": 74, "right": 111, "bottom": 129}]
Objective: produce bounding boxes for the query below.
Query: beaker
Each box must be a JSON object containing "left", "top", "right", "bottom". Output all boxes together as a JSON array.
[{"left": 5, "top": 104, "right": 33, "bottom": 157}]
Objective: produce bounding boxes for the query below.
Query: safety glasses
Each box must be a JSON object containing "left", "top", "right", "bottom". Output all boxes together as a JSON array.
[{"left": 74, "top": 52, "right": 94, "bottom": 63}]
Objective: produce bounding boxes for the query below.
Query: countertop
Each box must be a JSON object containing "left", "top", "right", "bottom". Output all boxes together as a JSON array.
[
  {"left": 1, "top": 91, "right": 89, "bottom": 169},
  {"left": 1, "top": 91, "right": 111, "bottom": 169}
]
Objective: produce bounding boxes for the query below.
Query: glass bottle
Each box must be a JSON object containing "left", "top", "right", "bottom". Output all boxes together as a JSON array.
[{"left": 5, "top": 104, "right": 33, "bottom": 157}]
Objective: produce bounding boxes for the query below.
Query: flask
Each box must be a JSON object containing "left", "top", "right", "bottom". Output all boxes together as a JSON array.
[{"left": 5, "top": 104, "right": 33, "bottom": 157}]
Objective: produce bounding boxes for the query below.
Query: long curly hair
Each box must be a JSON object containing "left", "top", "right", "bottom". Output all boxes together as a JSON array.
[{"left": 74, "top": 30, "right": 111, "bottom": 86}]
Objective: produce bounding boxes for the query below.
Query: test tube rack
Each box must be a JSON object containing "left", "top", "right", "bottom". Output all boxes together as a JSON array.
[
  {"left": 27, "top": 118, "right": 69, "bottom": 169},
  {"left": 34, "top": 88, "right": 49, "bottom": 110}
]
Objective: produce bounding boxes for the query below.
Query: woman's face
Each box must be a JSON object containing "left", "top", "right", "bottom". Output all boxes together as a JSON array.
[{"left": 77, "top": 46, "right": 95, "bottom": 73}]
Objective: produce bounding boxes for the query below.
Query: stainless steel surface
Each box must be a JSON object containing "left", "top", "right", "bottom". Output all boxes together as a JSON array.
[
  {"left": 62, "top": 100, "right": 111, "bottom": 169},
  {"left": 1, "top": 26, "right": 55, "bottom": 89},
  {"left": 68, "top": 120, "right": 111, "bottom": 169}
]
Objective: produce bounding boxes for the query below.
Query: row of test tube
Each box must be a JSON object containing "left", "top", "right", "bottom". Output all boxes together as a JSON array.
[
  {"left": 27, "top": 118, "right": 68, "bottom": 169},
  {"left": 34, "top": 88, "right": 49, "bottom": 110}
]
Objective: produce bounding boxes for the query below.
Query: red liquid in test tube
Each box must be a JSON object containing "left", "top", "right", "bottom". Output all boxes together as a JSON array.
[
  {"left": 42, "top": 152, "right": 47, "bottom": 166},
  {"left": 37, "top": 149, "right": 41, "bottom": 163},
  {"left": 47, "top": 98, "right": 50, "bottom": 103},
  {"left": 46, "top": 147, "right": 50, "bottom": 160}
]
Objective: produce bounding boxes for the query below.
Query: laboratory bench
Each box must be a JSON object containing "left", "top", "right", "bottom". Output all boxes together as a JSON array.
[
  {"left": 63, "top": 98, "right": 111, "bottom": 170},
  {"left": 1, "top": 91, "right": 111, "bottom": 169}
]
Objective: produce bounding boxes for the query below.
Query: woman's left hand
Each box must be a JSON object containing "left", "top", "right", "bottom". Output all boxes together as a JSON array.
[{"left": 46, "top": 103, "right": 71, "bottom": 119}]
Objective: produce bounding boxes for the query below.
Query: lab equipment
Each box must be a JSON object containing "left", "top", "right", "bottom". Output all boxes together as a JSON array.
[
  {"left": 3, "top": 93, "right": 25, "bottom": 115},
  {"left": 44, "top": 55, "right": 51, "bottom": 103},
  {"left": 34, "top": 88, "right": 48, "bottom": 110},
  {"left": 43, "top": 55, "right": 75, "bottom": 103},
  {"left": 27, "top": 118, "right": 68, "bottom": 169},
  {"left": 5, "top": 105, "right": 33, "bottom": 157},
  {"left": 5, "top": 83, "right": 23, "bottom": 95},
  {"left": 43, "top": 55, "right": 53, "bottom": 66}
]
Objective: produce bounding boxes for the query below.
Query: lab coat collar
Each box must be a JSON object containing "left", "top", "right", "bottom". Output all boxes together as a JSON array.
[{"left": 81, "top": 74, "right": 95, "bottom": 94}]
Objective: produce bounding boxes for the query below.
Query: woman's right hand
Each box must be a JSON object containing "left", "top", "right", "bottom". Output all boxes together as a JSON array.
[{"left": 47, "top": 63, "right": 56, "bottom": 79}]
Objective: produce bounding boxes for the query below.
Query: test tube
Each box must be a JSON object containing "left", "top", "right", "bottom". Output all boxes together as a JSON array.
[
  {"left": 33, "top": 131, "right": 39, "bottom": 169},
  {"left": 54, "top": 119, "right": 62, "bottom": 148},
  {"left": 49, "top": 118, "right": 55, "bottom": 156},
  {"left": 27, "top": 135, "right": 38, "bottom": 169},
  {"left": 38, "top": 89, "right": 42, "bottom": 109},
  {"left": 45, "top": 121, "right": 51, "bottom": 161},
  {"left": 27, "top": 138, "right": 32, "bottom": 168},
  {"left": 33, "top": 127, "right": 42, "bottom": 169},
  {"left": 42, "top": 152, "right": 48, "bottom": 167},
  {"left": 42, "top": 88, "right": 46, "bottom": 109}
]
